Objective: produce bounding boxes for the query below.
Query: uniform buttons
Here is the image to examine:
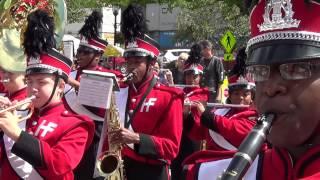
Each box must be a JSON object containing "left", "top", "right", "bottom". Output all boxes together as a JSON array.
[
  {"left": 157, "top": 84, "right": 160, "bottom": 87},
  {"left": 129, "top": 110, "right": 134, "bottom": 115},
  {"left": 32, "top": 121, "right": 37, "bottom": 126},
  {"left": 28, "top": 131, "right": 34, "bottom": 135},
  {"left": 131, "top": 99, "right": 136, "bottom": 103},
  {"left": 63, "top": 110, "right": 69, "bottom": 115}
]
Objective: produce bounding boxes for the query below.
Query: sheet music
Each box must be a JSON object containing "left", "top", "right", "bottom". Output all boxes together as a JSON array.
[{"left": 78, "top": 72, "right": 114, "bottom": 109}]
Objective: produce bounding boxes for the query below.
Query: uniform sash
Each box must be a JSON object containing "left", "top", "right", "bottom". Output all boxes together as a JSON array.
[
  {"left": 207, "top": 108, "right": 237, "bottom": 150},
  {"left": 198, "top": 156, "right": 258, "bottom": 180},
  {"left": 3, "top": 110, "right": 43, "bottom": 179}
]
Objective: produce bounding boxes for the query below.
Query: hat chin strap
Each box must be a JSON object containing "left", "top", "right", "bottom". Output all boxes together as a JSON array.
[
  {"left": 79, "top": 52, "right": 101, "bottom": 70},
  {"left": 39, "top": 71, "right": 61, "bottom": 111}
]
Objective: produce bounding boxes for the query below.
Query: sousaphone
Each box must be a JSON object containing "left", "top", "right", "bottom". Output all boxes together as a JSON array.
[{"left": 0, "top": 0, "right": 67, "bottom": 73}]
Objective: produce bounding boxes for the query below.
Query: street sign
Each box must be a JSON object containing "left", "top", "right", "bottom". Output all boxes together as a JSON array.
[
  {"left": 224, "top": 53, "right": 234, "bottom": 61},
  {"left": 220, "top": 30, "right": 237, "bottom": 53}
]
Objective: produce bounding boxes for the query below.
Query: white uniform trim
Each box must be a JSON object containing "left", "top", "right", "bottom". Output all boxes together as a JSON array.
[
  {"left": 198, "top": 156, "right": 259, "bottom": 180},
  {"left": 3, "top": 110, "right": 43, "bottom": 180},
  {"left": 209, "top": 130, "right": 237, "bottom": 151},
  {"left": 209, "top": 108, "right": 237, "bottom": 150}
]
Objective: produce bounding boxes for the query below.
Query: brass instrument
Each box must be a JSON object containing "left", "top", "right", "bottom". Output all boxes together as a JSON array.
[
  {"left": 96, "top": 93, "right": 125, "bottom": 180},
  {"left": 0, "top": 95, "right": 35, "bottom": 122}
]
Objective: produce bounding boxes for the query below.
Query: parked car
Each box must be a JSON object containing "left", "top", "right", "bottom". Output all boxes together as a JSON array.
[{"left": 159, "top": 49, "right": 190, "bottom": 64}]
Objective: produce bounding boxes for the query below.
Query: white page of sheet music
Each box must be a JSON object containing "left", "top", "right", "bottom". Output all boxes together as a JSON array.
[{"left": 78, "top": 74, "right": 113, "bottom": 109}]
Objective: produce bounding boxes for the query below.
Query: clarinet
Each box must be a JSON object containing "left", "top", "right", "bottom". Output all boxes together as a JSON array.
[{"left": 219, "top": 113, "right": 275, "bottom": 180}]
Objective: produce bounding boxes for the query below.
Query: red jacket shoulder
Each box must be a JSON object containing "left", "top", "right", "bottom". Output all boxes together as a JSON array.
[
  {"left": 60, "top": 111, "right": 95, "bottom": 149},
  {"left": 154, "top": 83, "right": 184, "bottom": 98}
]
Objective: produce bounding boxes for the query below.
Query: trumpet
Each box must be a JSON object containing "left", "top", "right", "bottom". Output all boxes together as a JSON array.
[{"left": 0, "top": 95, "right": 35, "bottom": 122}]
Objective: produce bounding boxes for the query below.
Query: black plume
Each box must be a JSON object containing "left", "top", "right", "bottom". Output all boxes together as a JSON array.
[
  {"left": 23, "top": 10, "right": 56, "bottom": 58},
  {"left": 229, "top": 47, "right": 247, "bottom": 76},
  {"left": 79, "top": 10, "right": 103, "bottom": 40},
  {"left": 244, "top": 0, "right": 259, "bottom": 11},
  {"left": 185, "top": 43, "right": 202, "bottom": 66},
  {"left": 121, "top": 4, "right": 147, "bottom": 41}
]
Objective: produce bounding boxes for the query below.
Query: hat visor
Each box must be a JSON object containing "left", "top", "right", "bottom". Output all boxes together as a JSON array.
[
  {"left": 228, "top": 84, "right": 255, "bottom": 91},
  {"left": 247, "top": 40, "right": 320, "bottom": 65},
  {"left": 124, "top": 50, "right": 152, "bottom": 58}
]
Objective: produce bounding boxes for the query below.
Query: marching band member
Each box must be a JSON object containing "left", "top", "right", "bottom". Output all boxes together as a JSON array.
[
  {"left": 0, "top": 10, "right": 94, "bottom": 180},
  {"left": 188, "top": 74, "right": 257, "bottom": 152},
  {"left": 66, "top": 10, "right": 122, "bottom": 92},
  {"left": 171, "top": 43, "right": 209, "bottom": 180},
  {"left": 183, "top": 0, "right": 320, "bottom": 179},
  {"left": 63, "top": 10, "right": 121, "bottom": 180},
  {"left": 0, "top": 65, "right": 27, "bottom": 101},
  {"left": 102, "top": 4, "right": 184, "bottom": 180}
]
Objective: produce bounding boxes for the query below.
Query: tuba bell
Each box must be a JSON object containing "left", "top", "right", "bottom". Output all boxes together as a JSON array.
[{"left": 0, "top": 0, "right": 67, "bottom": 73}]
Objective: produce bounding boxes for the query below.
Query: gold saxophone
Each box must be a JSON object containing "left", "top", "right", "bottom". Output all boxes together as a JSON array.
[{"left": 96, "top": 93, "right": 125, "bottom": 180}]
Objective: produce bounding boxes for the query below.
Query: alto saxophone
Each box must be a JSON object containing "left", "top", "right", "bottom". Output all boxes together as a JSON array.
[{"left": 96, "top": 93, "right": 125, "bottom": 180}]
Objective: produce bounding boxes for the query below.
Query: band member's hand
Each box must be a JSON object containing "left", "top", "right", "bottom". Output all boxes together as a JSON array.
[
  {"left": 67, "top": 76, "right": 80, "bottom": 89},
  {"left": 183, "top": 99, "right": 191, "bottom": 115},
  {"left": 110, "top": 127, "right": 140, "bottom": 145},
  {"left": 192, "top": 101, "right": 206, "bottom": 114},
  {"left": 165, "top": 70, "right": 174, "bottom": 85},
  {"left": 0, "top": 96, "right": 13, "bottom": 109},
  {"left": 0, "top": 111, "right": 22, "bottom": 141}
]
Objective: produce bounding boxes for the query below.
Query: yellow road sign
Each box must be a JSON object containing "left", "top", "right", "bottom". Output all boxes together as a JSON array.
[
  {"left": 224, "top": 53, "right": 234, "bottom": 61},
  {"left": 220, "top": 30, "right": 237, "bottom": 53}
]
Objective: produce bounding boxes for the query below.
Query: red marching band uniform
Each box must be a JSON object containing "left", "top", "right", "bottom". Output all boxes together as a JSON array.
[
  {"left": 187, "top": 75, "right": 257, "bottom": 152},
  {"left": 96, "top": 4, "right": 184, "bottom": 180},
  {"left": 0, "top": 10, "right": 94, "bottom": 180},
  {"left": 183, "top": 0, "right": 320, "bottom": 179}
]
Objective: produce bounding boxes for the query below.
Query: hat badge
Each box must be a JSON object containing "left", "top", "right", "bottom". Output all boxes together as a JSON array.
[
  {"left": 258, "top": 0, "right": 301, "bottom": 32},
  {"left": 28, "top": 56, "right": 42, "bottom": 65},
  {"left": 127, "top": 40, "right": 139, "bottom": 48},
  {"left": 236, "top": 76, "right": 249, "bottom": 84}
]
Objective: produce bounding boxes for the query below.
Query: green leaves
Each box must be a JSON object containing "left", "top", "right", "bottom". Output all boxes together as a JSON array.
[
  {"left": 176, "top": 0, "right": 249, "bottom": 47},
  {"left": 4, "top": 0, "right": 12, "bottom": 9}
]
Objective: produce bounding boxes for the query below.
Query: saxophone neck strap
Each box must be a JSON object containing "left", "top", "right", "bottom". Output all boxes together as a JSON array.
[{"left": 124, "top": 77, "right": 157, "bottom": 128}]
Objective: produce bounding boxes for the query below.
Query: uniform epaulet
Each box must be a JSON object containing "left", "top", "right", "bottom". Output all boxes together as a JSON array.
[{"left": 154, "top": 83, "right": 184, "bottom": 97}]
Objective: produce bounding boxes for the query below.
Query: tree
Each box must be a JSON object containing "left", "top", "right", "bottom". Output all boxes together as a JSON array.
[{"left": 175, "top": 0, "right": 249, "bottom": 48}]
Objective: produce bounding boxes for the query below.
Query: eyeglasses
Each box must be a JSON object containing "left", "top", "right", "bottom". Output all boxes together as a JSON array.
[{"left": 246, "top": 61, "right": 320, "bottom": 82}]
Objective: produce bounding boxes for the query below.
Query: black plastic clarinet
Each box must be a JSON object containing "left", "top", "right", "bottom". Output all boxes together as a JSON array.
[{"left": 219, "top": 113, "right": 275, "bottom": 180}]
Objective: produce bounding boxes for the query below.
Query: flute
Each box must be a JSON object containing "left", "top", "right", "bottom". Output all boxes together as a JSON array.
[
  {"left": 170, "top": 84, "right": 200, "bottom": 88},
  {"left": 184, "top": 101, "right": 250, "bottom": 109}
]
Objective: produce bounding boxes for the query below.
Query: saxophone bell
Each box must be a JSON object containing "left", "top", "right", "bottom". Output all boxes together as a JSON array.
[
  {"left": 96, "top": 152, "right": 122, "bottom": 177},
  {"left": 95, "top": 93, "right": 125, "bottom": 179}
]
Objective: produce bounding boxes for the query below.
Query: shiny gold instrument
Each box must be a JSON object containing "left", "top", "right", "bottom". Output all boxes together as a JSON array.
[
  {"left": 0, "top": 95, "right": 35, "bottom": 122},
  {"left": 96, "top": 93, "right": 125, "bottom": 180}
]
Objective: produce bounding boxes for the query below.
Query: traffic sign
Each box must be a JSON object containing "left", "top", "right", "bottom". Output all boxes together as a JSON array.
[
  {"left": 220, "top": 30, "right": 237, "bottom": 53},
  {"left": 224, "top": 53, "right": 234, "bottom": 61}
]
